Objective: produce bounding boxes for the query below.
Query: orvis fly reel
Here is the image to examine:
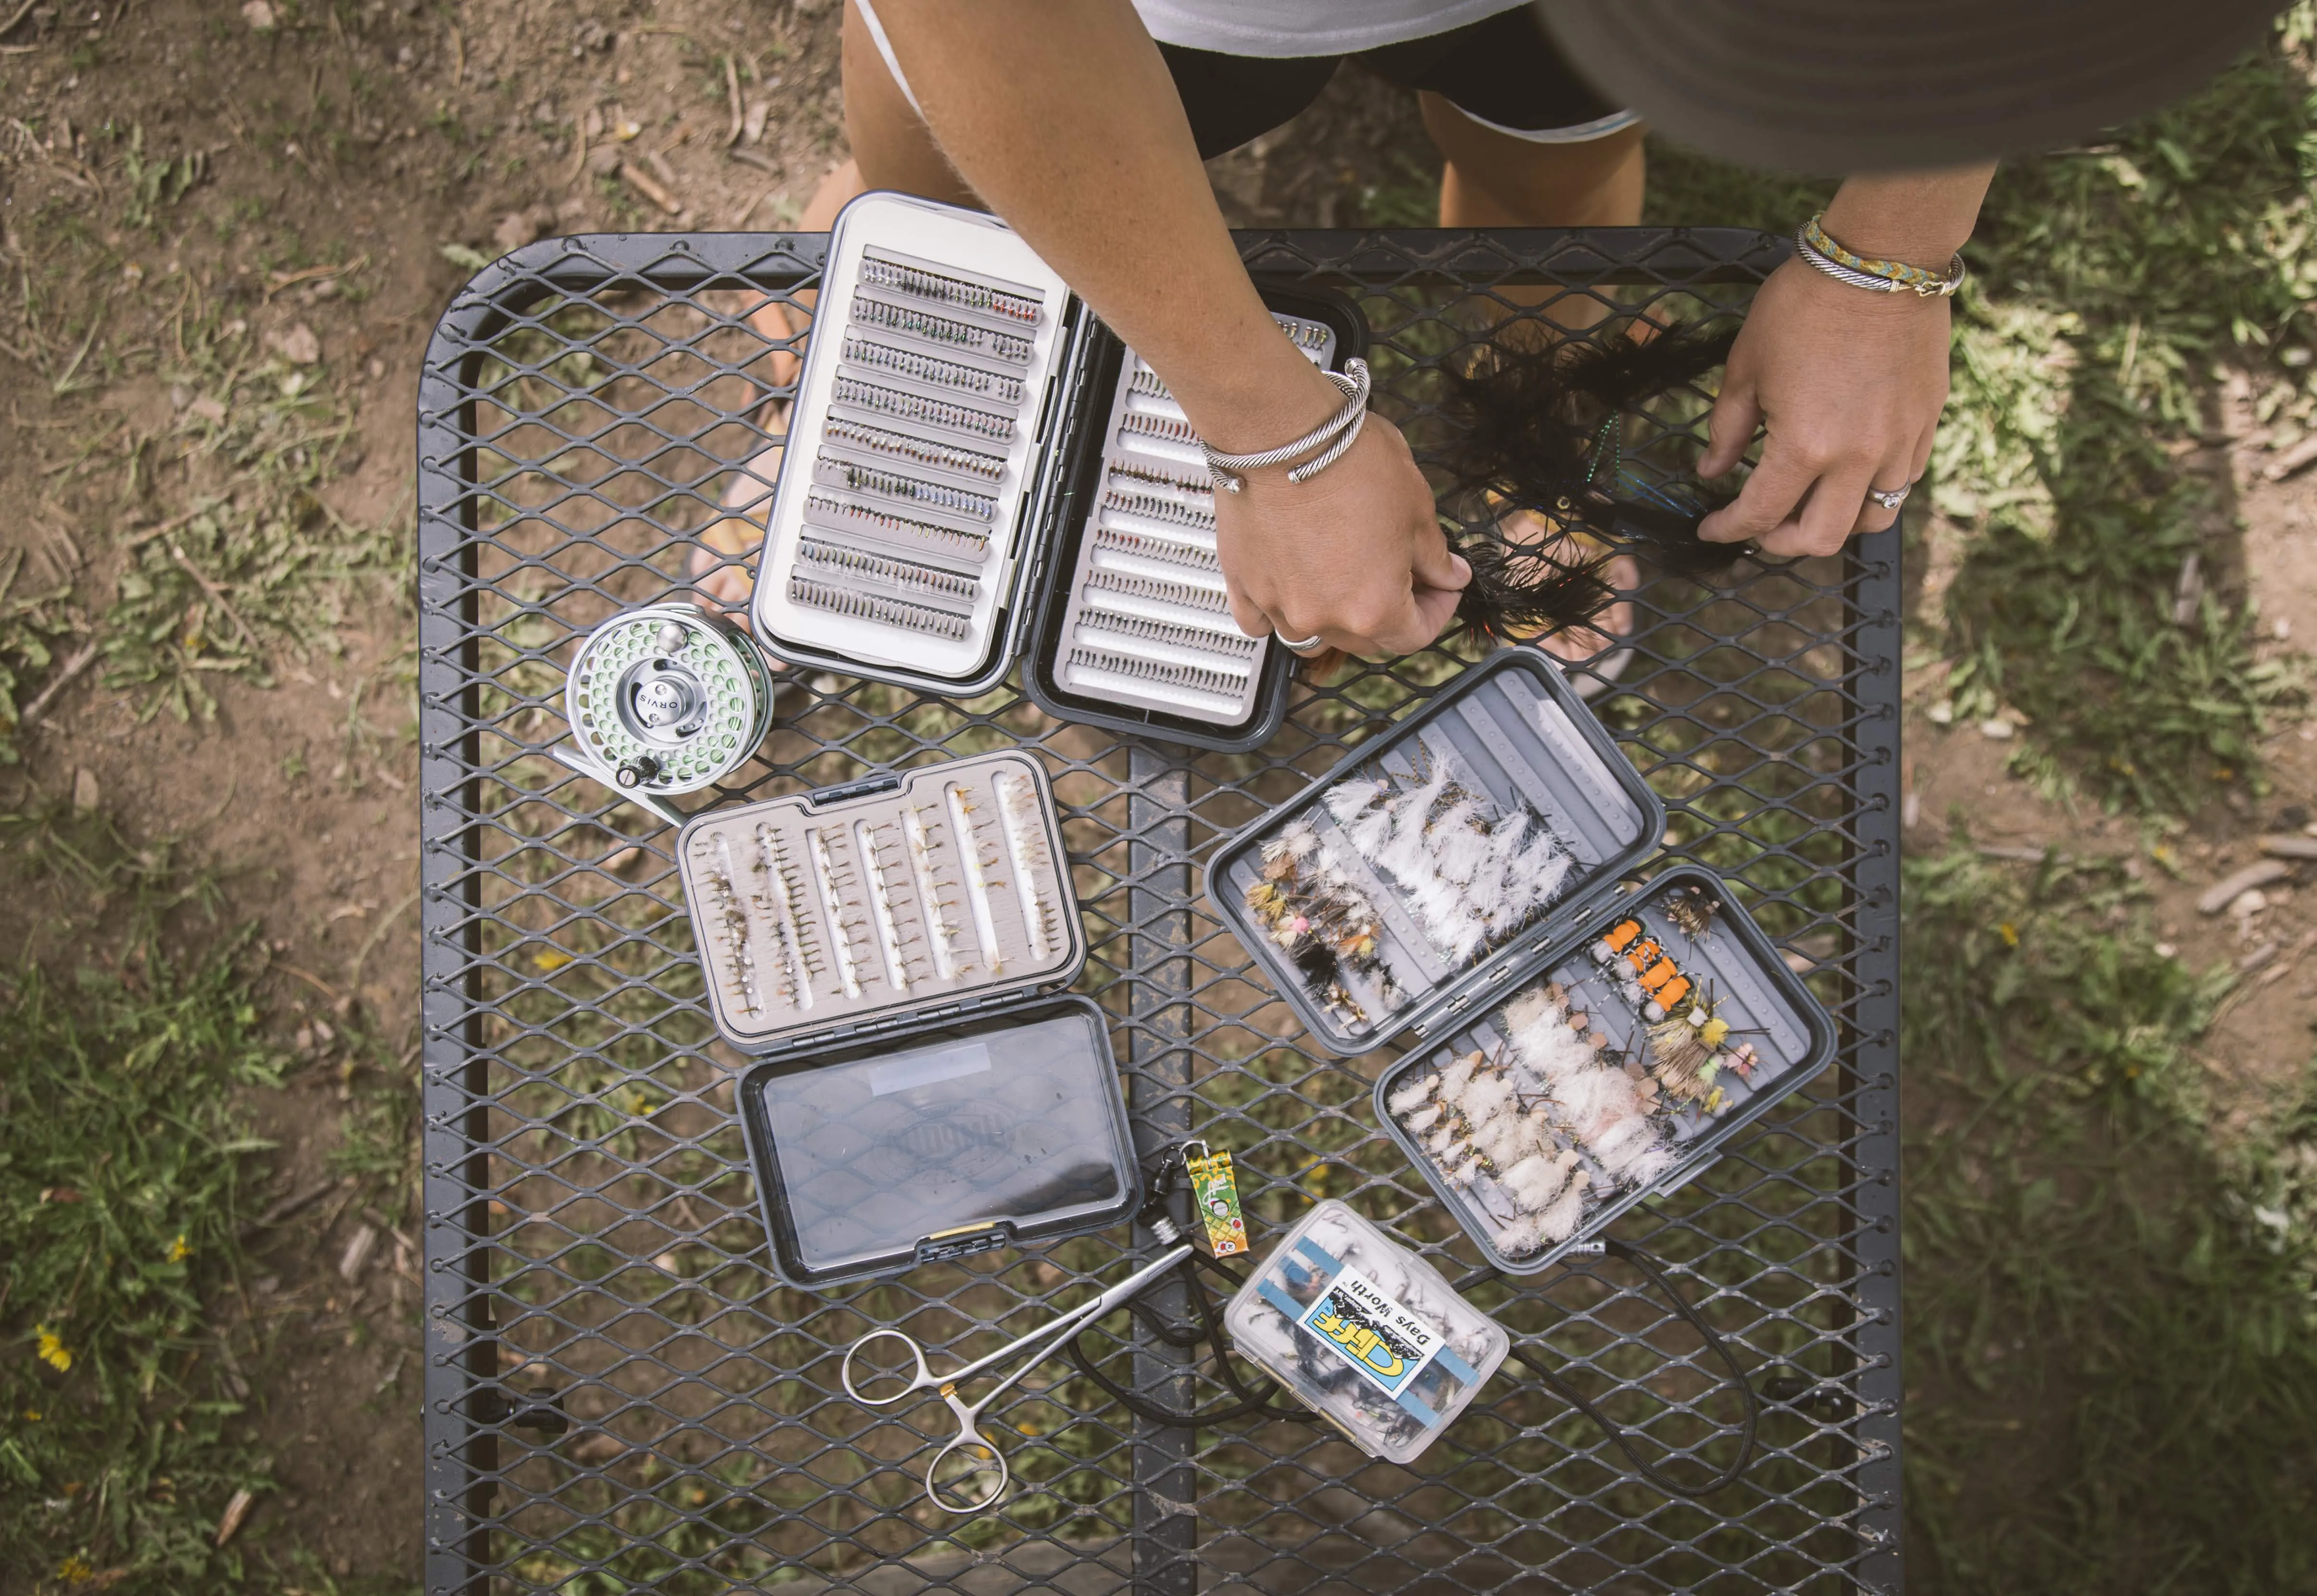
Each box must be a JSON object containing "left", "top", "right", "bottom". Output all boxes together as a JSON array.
[{"left": 565, "top": 603, "right": 776, "bottom": 796}]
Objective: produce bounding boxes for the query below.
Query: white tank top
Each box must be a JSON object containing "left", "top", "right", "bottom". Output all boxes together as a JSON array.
[
  {"left": 853, "top": 0, "right": 1543, "bottom": 120},
  {"left": 1130, "top": 0, "right": 1527, "bottom": 57}
]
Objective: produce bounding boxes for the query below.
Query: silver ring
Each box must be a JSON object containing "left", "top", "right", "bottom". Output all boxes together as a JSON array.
[
  {"left": 1866, "top": 484, "right": 1910, "bottom": 512},
  {"left": 1276, "top": 632, "right": 1328, "bottom": 654}
]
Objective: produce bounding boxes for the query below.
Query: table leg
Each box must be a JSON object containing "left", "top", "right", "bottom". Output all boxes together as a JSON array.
[{"left": 1127, "top": 744, "right": 1199, "bottom": 1596}]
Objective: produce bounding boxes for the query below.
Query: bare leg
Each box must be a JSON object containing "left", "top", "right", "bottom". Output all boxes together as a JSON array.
[
  {"left": 1425, "top": 97, "right": 1644, "bottom": 231},
  {"left": 691, "top": 0, "right": 975, "bottom": 613},
  {"left": 839, "top": 0, "right": 976, "bottom": 204}
]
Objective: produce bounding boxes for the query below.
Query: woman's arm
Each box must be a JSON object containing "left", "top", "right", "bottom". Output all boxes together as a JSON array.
[{"left": 869, "top": 0, "right": 1466, "bottom": 657}]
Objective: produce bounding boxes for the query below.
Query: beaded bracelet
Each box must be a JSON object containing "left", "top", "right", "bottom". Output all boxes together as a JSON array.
[{"left": 1795, "top": 213, "right": 1966, "bottom": 299}]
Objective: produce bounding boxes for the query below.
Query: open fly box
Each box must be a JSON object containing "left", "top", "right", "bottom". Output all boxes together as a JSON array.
[
  {"left": 746, "top": 189, "right": 1360, "bottom": 747},
  {"left": 1207, "top": 649, "right": 1837, "bottom": 1272},
  {"left": 676, "top": 749, "right": 1140, "bottom": 1287}
]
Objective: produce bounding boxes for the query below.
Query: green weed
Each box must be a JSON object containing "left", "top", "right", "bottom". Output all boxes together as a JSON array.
[
  {"left": 1899, "top": 843, "right": 2317, "bottom": 1593},
  {"left": 1649, "top": 14, "right": 2317, "bottom": 812},
  {"left": 117, "top": 124, "right": 210, "bottom": 234},
  {"left": 0, "top": 817, "right": 293, "bottom": 1592}
]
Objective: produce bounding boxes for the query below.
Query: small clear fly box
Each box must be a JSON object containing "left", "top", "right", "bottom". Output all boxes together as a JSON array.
[
  {"left": 1019, "top": 287, "right": 1366, "bottom": 752},
  {"left": 750, "top": 193, "right": 1080, "bottom": 696},
  {"left": 1224, "top": 1199, "right": 1509, "bottom": 1464},
  {"left": 681, "top": 750, "right": 1138, "bottom": 1287},
  {"left": 1207, "top": 650, "right": 1836, "bottom": 1270}
]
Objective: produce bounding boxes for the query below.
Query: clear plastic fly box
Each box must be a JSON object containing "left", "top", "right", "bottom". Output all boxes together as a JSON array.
[
  {"left": 1224, "top": 1199, "right": 1509, "bottom": 1465},
  {"left": 675, "top": 750, "right": 1141, "bottom": 1287},
  {"left": 1207, "top": 650, "right": 1837, "bottom": 1272}
]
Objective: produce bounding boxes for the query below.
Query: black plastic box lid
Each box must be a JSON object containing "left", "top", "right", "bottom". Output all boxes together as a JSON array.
[{"left": 738, "top": 994, "right": 1141, "bottom": 1288}]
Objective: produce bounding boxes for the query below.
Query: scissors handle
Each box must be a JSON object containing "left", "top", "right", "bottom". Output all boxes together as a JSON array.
[
  {"left": 927, "top": 1413, "right": 1011, "bottom": 1514},
  {"left": 841, "top": 1327, "right": 936, "bottom": 1406},
  {"left": 849, "top": 1243, "right": 1200, "bottom": 1512}
]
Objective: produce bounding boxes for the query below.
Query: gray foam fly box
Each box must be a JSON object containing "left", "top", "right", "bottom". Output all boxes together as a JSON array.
[
  {"left": 679, "top": 750, "right": 1141, "bottom": 1288},
  {"left": 1208, "top": 649, "right": 1836, "bottom": 1271}
]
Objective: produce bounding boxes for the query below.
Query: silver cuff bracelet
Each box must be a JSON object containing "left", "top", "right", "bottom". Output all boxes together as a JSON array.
[{"left": 1201, "top": 358, "right": 1372, "bottom": 493}]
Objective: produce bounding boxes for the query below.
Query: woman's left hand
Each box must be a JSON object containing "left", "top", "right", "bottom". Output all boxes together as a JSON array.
[{"left": 1693, "top": 255, "right": 1953, "bottom": 556}]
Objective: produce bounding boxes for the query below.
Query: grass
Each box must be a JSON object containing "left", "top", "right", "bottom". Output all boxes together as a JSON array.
[
  {"left": 0, "top": 806, "right": 296, "bottom": 1593},
  {"left": 100, "top": 288, "right": 404, "bottom": 727},
  {"left": 1648, "top": 12, "right": 2317, "bottom": 814},
  {"left": 3, "top": 162, "right": 405, "bottom": 741},
  {"left": 1899, "top": 842, "right": 2317, "bottom": 1594}
]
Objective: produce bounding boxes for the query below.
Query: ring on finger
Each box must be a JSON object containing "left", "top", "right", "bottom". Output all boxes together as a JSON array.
[
  {"left": 1866, "top": 483, "right": 1910, "bottom": 512},
  {"left": 1276, "top": 632, "right": 1328, "bottom": 655}
]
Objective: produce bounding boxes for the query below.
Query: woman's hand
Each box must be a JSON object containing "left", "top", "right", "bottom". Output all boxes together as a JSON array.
[
  {"left": 1213, "top": 410, "right": 1470, "bottom": 659},
  {"left": 1696, "top": 163, "right": 1993, "bottom": 557},
  {"left": 1694, "top": 258, "right": 1951, "bottom": 555}
]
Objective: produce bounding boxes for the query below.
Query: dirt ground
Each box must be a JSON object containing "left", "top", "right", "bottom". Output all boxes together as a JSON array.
[{"left": 4, "top": 0, "right": 2315, "bottom": 1585}]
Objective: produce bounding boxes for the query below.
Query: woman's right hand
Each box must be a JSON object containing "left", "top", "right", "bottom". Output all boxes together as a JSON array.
[{"left": 1212, "top": 410, "right": 1470, "bottom": 659}]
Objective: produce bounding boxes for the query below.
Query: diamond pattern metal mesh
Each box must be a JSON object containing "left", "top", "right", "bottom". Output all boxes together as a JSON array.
[{"left": 416, "top": 227, "right": 1901, "bottom": 1596}]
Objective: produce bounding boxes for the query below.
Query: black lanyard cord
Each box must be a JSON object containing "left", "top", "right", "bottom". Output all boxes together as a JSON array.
[
  {"left": 1091, "top": 1155, "right": 1756, "bottom": 1496},
  {"left": 1063, "top": 1238, "right": 1756, "bottom": 1499},
  {"left": 1459, "top": 1238, "right": 1762, "bottom": 1498},
  {"left": 1064, "top": 1250, "right": 1314, "bottom": 1426}
]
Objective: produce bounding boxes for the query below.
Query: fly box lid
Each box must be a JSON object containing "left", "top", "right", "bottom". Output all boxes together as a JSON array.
[
  {"left": 750, "top": 192, "right": 1082, "bottom": 697},
  {"left": 1373, "top": 863, "right": 1837, "bottom": 1273},
  {"left": 1207, "top": 648, "right": 1666, "bottom": 1056},
  {"left": 738, "top": 995, "right": 1140, "bottom": 1288},
  {"left": 675, "top": 749, "right": 1085, "bottom": 1056},
  {"left": 1224, "top": 1198, "right": 1509, "bottom": 1465},
  {"left": 1019, "top": 285, "right": 1369, "bottom": 753}
]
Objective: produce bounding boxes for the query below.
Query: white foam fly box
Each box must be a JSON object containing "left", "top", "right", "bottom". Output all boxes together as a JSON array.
[{"left": 751, "top": 192, "right": 1080, "bottom": 695}]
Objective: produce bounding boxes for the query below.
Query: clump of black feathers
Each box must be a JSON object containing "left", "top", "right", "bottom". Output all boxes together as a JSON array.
[{"left": 1441, "top": 320, "right": 1741, "bottom": 647}]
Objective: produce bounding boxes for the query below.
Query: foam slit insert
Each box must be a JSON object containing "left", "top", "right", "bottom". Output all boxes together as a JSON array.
[
  {"left": 1046, "top": 312, "right": 1337, "bottom": 727},
  {"left": 678, "top": 751, "right": 1078, "bottom": 1051}
]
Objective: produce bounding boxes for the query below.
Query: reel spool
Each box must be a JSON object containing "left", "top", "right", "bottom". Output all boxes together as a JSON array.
[{"left": 565, "top": 603, "right": 777, "bottom": 796}]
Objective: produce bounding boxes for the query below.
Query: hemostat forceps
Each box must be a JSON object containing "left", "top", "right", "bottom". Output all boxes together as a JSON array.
[{"left": 841, "top": 1243, "right": 1193, "bottom": 1511}]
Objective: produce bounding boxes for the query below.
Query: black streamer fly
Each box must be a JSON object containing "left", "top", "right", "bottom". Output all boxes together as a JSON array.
[{"left": 1441, "top": 320, "right": 1744, "bottom": 646}]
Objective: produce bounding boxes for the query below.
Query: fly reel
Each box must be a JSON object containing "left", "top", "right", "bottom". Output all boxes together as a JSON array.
[{"left": 565, "top": 603, "right": 776, "bottom": 796}]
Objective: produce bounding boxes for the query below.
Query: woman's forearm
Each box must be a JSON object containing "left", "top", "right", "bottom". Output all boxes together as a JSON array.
[
  {"left": 869, "top": 0, "right": 1343, "bottom": 449},
  {"left": 1820, "top": 164, "right": 1997, "bottom": 267}
]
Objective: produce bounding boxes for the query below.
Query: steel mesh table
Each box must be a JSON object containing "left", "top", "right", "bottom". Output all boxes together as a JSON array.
[{"left": 416, "top": 227, "right": 1901, "bottom": 1596}]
